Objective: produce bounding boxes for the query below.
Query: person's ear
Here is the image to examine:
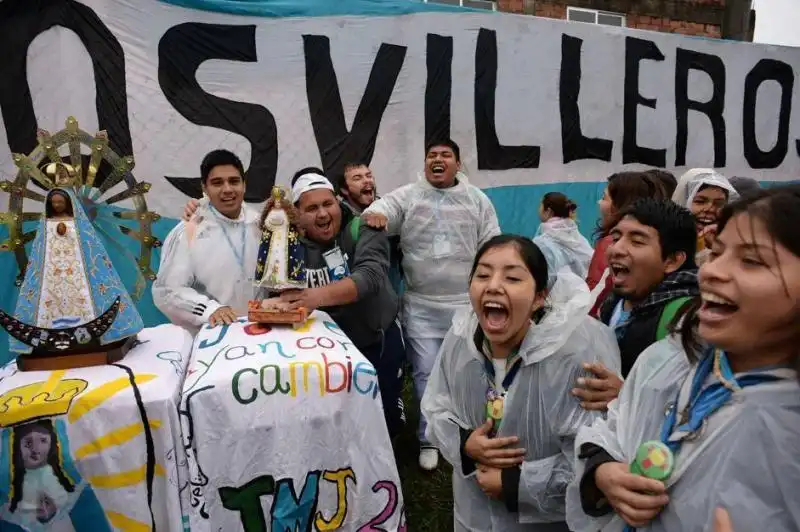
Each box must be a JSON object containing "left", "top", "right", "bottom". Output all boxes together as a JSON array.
[{"left": 664, "top": 251, "right": 688, "bottom": 275}]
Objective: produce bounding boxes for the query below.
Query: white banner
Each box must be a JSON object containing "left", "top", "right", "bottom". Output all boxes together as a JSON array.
[
  {"left": 180, "top": 312, "right": 405, "bottom": 531},
  {"left": 0, "top": 324, "right": 193, "bottom": 532},
  {"left": 1, "top": 0, "right": 799, "bottom": 226}
]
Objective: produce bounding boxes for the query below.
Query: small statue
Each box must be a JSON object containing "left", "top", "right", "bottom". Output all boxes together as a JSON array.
[
  {"left": 249, "top": 186, "right": 308, "bottom": 326},
  {"left": 0, "top": 162, "right": 143, "bottom": 370}
]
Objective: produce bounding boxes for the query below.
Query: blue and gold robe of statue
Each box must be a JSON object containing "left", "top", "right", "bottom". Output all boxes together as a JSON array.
[
  {"left": 10, "top": 188, "right": 143, "bottom": 354},
  {"left": 254, "top": 218, "right": 306, "bottom": 289}
]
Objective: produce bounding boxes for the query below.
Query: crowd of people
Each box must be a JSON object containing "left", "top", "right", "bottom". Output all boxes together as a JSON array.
[{"left": 152, "top": 139, "right": 800, "bottom": 531}]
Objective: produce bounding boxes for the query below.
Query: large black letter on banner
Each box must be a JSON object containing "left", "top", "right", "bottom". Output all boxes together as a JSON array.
[
  {"left": 304, "top": 35, "right": 406, "bottom": 180},
  {"left": 623, "top": 37, "right": 666, "bottom": 167},
  {"left": 159, "top": 23, "right": 277, "bottom": 201},
  {"left": 560, "top": 34, "right": 613, "bottom": 164},
  {"left": 474, "top": 28, "right": 540, "bottom": 170},
  {"left": 742, "top": 59, "right": 794, "bottom": 169},
  {"left": 0, "top": 0, "right": 131, "bottom": 189},
  {"left": 675, "top": 49, "right": 726, "bottom": 167},
  {"left": 426, "top": 34, "right": 453, "bottom": 146}
]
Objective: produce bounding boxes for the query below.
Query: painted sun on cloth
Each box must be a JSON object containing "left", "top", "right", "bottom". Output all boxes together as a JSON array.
[
  {"left": 180, "top": 311, "right": 406, "bottom": 531},
  {"left": 0, "top": 324, "right": 193, "bottom": 531}
]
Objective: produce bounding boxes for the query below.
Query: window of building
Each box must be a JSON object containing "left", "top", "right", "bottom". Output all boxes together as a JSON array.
[
  {"left": 567, "top": 7, "right": 626, "bottom": 27},
  {"left": 423, "top": 0, "right": 497, "bottom": 11}
]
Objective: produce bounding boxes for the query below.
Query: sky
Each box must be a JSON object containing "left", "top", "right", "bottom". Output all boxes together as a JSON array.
[{"left": 753, "top": 0, "right": 800, "bottom": 47}]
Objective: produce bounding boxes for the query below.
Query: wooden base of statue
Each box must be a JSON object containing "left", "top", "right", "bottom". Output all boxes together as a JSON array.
[
  {"left": 17, "top": 337, "right": 135, "bottom": 372},
  {"left": 248, "top": 300, "right": 308, "bottom": 327}
]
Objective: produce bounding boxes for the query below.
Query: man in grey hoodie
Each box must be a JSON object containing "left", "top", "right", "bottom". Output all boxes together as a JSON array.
[{"left": 278, "top": 168, "right": 405, "bottom": 438}]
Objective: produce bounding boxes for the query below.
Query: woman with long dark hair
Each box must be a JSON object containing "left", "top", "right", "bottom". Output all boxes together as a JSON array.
[
  {"left": 422, "top": 235, "right": 619, "bottom": 530},
  {"left": 567, "top": 185, "right": 800, "bottom": 531}
]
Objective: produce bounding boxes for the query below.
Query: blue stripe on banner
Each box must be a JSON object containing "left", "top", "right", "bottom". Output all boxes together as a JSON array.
[{"left": 157, "top": 0, "right": 481, "bottom": 18}]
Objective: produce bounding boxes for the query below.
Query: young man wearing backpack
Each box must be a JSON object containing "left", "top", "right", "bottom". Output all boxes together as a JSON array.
[
  {"left": 573, "top": 198, "right": 699, "bottom": 411},
  {"left": 277, "top": 168, "right": 406, "bottom": 439}
]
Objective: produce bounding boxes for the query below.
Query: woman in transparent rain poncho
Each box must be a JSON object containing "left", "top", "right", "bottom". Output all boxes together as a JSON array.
[
  {"left": 672, "top": 169, "right": 738, "bottom": 265},
  {"left": 421, "top": 234, "right": 620, "bottom": 531},
  {"left": 533, "top": 192, "right": 594, "bottom": 289},
  {"left": 566, "top": 185, "right": 800, "bottom": 532}
]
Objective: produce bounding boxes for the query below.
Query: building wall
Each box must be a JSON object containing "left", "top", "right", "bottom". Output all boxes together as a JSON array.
[{"left": 496, "top": 0, "right": 727, "bottom": 39}]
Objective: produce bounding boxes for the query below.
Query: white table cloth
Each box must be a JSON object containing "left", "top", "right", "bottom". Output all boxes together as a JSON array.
[{"left": 181, "top": 311, "right": 406, "bottom": 531}]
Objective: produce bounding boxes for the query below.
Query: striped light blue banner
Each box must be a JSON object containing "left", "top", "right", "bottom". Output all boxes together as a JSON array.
[{"left": 158, "top": 0, "right": 486, "bottom": 18}]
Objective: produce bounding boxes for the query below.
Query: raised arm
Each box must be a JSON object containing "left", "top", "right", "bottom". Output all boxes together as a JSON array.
[{"left": 362, "top": 184, "right": 413, "bottom": 236}]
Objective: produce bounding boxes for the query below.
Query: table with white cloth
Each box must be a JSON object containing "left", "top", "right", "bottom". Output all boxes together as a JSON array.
[
  {"left": 0, "top": 324, "right": 193, "bottom": 532},
  {"left": 180, "top": 310, "right": 406, "bottom": 532}
]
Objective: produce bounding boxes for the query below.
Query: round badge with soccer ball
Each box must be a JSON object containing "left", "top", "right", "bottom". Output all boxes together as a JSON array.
[{"left": 630, "top": 441, "right": 675, "bottom": 481}]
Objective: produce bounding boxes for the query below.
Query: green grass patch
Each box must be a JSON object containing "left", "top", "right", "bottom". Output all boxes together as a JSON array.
[{"left": 395, "top": 375, "right": 454, "bottom": 531}]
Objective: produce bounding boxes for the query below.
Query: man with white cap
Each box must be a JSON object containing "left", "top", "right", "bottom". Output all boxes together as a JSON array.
[
  {"left": 278, "top": 167, "right": 405, "bottom": 438},
  {"left": 178, "top": 166, "right": 406, "bottom": 439}
]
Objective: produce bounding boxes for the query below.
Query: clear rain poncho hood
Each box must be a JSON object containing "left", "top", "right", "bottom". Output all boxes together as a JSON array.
[
  {"left": 421, "top": 270, "right": 621, "bottom": 531},
  {"left": 534, "top": 218, "right": 594, "bottom": 290},
  {"left": 565, "top": 338, "right": 800, "bottom": 532},
  {"left": 672, "top": 169, "right": 739, "bottom": 209},
  {"left": 362, "top": 171, "right": 501, "bottom": 339}
]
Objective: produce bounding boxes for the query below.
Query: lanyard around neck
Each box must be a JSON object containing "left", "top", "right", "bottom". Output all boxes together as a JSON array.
[
  {"left": 660, "top": 349, "right": 784, "bottom": 455},
  {"left": 482, "top": 342, "right": 523, "bottom": 392},
  {"left": 210, "top": 206, "right": 247, "bottom": 275}
]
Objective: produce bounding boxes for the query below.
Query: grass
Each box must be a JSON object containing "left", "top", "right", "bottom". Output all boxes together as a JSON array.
[{"left": 394, "top": 376, "right": 454, "bottom": 531}]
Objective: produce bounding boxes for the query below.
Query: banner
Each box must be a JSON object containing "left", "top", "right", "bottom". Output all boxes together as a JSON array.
[
  {"left": 0, "top": 324, "right": 193, "bottom": 531},
  {"left": 1, "top": 0, "right": 799, "bottom": 352},
  {"left": 179, "top": 312, "right": 405, "bottom": 531}
]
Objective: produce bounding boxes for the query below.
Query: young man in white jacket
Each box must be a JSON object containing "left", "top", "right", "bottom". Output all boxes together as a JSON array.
[
  {"left": 362, "top": 139, "right": 501, "bottom": 470},
  {"left": 153, "top": 150, "right": 261, "bottom": 331}
]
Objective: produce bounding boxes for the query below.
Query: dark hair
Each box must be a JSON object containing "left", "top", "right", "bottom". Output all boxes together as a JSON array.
[
  {"left": 728, "top": 176, "right": 761, "bottom": 197},
  {"left": 616, "top": 198, "right": 697, "bottom": 267},
  {"left": 676, "top": 184, "right": 800, "bottom": 362},
  {"left": 45, "top": 189, "right": 74, "bottom": 218},
  {"left": 337, "top": 162, "right": 369, "bottom": 193},
  {"left": 542, "top": 192, "right": 577, "bottom": 219},
  {"left": 10, "top": 421, "right": 75, "bottom": 513},
  {"left": 645, "top": 169, "right": 678, "bottom": 197},
  {"left": 599, "top": 172, "right": 667, "bottom": 236},
  {"left": 469, "top": 234, "right": 549, "bottom": 323},
  {"left": 200, "top": 150, "right": 244, "bottom": 184},
  {"left": 425, "top": 138, "right": 461, "bottom": 162}
]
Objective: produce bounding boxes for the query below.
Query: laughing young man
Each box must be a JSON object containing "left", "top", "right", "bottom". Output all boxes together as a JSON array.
[
  {"left": 337, "top": 162, "right": 404, "bottom": 295},
  {"left": 361, "top": 139, "right": 501, "bottom": 470},
  {"left": 153, "top": 149, "right": 261, "bottom": 331},
  {"left": 573, "top": 198, "right": 699, "bottom": 410}
]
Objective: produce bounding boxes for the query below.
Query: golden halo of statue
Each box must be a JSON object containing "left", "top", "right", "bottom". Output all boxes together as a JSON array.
[{"left": 0, "top": 116, "right": 161, "bottom": 297}]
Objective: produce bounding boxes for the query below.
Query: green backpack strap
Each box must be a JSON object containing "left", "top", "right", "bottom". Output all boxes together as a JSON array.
[
  {"left": 348, "top": 216, "right": 362, "bottom": 242},
  {"left": 656, "top": 296, "right": 692, "bottom": 341}
]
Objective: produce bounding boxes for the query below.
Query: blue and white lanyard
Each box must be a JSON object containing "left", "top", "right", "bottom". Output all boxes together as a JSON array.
[
  {"left": 623, "top": 350, "right": 783, "bottom": 532},
  {"left": 211, "top": 206, "right": 247, "bottom": 277}
]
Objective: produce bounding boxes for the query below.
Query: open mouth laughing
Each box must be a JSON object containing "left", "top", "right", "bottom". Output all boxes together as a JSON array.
[
  {"left": 698, "top": 291, "right": 738, "bottom": 323},
  {"left": 482, "top": 300, "right": 509, "bottom": 334},
  {"left": 609, "top": 261, "right": 630, "bottom": 284},
  {"left": 430, "top": 162, "right": 446, "bottom": 175}
]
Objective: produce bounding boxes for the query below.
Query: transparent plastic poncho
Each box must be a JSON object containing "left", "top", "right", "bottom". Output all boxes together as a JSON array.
[
  {"left": 533, "top": 218, "right": 594, "bottom": 290},
  {"left": 566, "top": 338, "right": 800, "bottom": 532},
  {"left": 422, "top": 271, "right": 621, "bottom": 531},
  {"left": 364, "top": 172, "right": 500, "bottom": 339}
]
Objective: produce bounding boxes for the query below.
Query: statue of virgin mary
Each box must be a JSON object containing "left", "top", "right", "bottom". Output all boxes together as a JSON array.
[
  {"left": 254, "top": 186, "right": 306, "bottom": 291},
  {"left": 6, "top": 163, "right": 143, "bottom": 355}
]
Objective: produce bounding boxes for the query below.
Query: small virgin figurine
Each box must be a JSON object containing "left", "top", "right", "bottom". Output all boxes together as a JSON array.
[{"left": 254, "top": 186, "right": 306, "bottom": 291}]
